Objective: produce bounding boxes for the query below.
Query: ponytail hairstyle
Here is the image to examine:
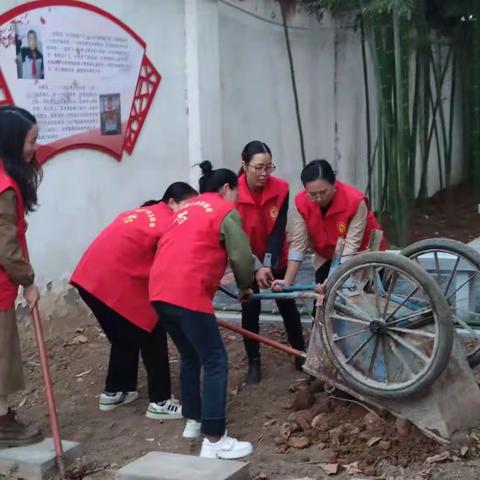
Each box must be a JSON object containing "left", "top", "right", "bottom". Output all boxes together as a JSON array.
[
  {"left": 239, "top": 140, "right": 272, "bottom": 176},
  {"left": 0, "top": 106, "right": 42, "bottom": 212},
  {"left": 140, "top": 200, "right": 159, "bottom": 207},
  {"left": 300, "top": 159, "right": 336, "bottom": 186},
  {"left": 140, "top": 182, "right": 197, "bottom": 207},
  {"left": 198, "top": 160, "right": 238, "bottom": 194}
]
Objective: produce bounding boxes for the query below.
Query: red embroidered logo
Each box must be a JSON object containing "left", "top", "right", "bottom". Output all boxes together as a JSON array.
[{"left": 337, "top": 221, "right": 347, "bottom": 236}]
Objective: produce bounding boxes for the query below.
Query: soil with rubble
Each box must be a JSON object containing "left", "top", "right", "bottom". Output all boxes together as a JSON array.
[
  {"left": 11, "top": 319, "right": 480, "bottom": 480},
  {"left": 7, "top": 183, "right": 480, "bottom": 480},
  {"left": 409, "top": 183, "right": 480, "bottom": 245}
]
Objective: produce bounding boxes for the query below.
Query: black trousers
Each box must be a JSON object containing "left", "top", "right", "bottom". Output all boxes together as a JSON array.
[
  {"left": 77, "top": 287, "right": 171, "bottom": 403},
  {"left": 241, "top": 269, "right": 305, "bottom": 360}
]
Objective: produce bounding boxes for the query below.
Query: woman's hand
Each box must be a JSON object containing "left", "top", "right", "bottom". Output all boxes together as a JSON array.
[
  {"left": 314, "top": 282, "right": 327, "bottom": 306},
  {"left": 271, "top": 278, "right": 290, "bottom": 292},
  {"left": 238, "top": 287, "right": 253, "bottom": 303},
  {"left": 23, "top": 283, "right": 40, "bottom": 312},
  {"left": 255, "top": 267, "right": 274, "bottom": 289}
]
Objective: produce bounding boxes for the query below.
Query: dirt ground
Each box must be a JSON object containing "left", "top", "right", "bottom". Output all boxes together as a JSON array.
[
  {"left": 409, "top": 183, "right": 480, "bottom": 244},
  {"left": 10, "top": 316, "right": 480, "bottom": 480},
  {"left": 7, "top": 184, "right": 480, "bottom": 480}
]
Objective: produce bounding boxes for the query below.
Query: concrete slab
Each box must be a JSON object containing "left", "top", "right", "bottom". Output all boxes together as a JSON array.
[
  {"left": 0, "top": 438, "right": 82, "bottom": 480},
  {"left": 117, "top": 452, "right": 250, "bottom": 480}
]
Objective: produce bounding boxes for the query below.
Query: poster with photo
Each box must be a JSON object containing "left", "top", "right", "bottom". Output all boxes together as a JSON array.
[
  {"left": 100, "top": 94, "right": 121, "bottom": 135},
  {"left": 0, "top": 1, "right": 161, "bottom": 163},
  {"left": 15, "top": 25, "right": 45, "bottom": 80}
]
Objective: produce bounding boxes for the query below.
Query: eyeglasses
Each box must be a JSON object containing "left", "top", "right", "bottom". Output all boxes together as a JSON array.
[{"left": 247, "top": 163, "right": 276, "bottom": 173}]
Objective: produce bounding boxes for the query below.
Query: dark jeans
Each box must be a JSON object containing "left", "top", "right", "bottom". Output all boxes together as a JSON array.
[
  {"left": 77, "top": 287, "right": 171, "bottom": 403},
  {"left": 152, "top": 301, "right": 228, "bottom": 437},
  {"left": 312, "top": 261, "right": 332, "bottom": 319},
  {"left": 242, "top": 269, "right": 305, "bottom": 359}
]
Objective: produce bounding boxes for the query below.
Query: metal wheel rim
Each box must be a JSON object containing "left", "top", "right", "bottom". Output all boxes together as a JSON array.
[
  {"left": 323, "top": 261, "right": 441, "bottom": 393},
  {"left": 407, "top": 248, "right": 480, "bottom": 360}
]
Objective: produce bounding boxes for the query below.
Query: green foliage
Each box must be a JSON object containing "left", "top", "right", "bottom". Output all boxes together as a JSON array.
[
  {"left": 298, "top": 0, "right": 478, "bottom": 244},
  {"left": 301, "top": 0, "right": 416, "bottom": 17}
]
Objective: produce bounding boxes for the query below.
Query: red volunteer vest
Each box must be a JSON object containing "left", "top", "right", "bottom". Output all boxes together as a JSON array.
[
  {"left": 70, "top": 203, "right": 173, "bottom": 332},
  {"left": 149, "top": 192, "right": 234, "bottom": 314},
  {"left": 295, "top": 181, "right": 385, "bottom": 260},
  {"left": 236, "top": 174, "right": 288, "bottom": 269},
  {"left": 0, "top": 163, "right": 28, "bottom": 311}
]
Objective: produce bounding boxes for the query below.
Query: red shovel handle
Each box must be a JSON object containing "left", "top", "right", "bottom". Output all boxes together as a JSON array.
[
  {"left": 217, "top": 319, "right": 305, "bottom": 358},
  {"left": 31, "top": 305, "right": 65, "bottom": 476}
]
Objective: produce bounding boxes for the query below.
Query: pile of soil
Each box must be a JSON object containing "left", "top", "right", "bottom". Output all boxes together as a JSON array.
[{"left": 272, "top": 379, "right": 452, "bottom": 478}]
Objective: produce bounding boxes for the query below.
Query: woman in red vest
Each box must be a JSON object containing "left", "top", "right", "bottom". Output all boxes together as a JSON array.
[
  {"left": 236, "top": 141, "right": 305, "bottom": 384},
  {"left": 150, "top": 161, "right": 255, "bottom": 459},
  {"left": 0, "top": 106, "right": 43, "bottom": 447},
  {"left": 70, "top": 182, "right": 197, "bottom": 419},
  {"left": 274, "top": 159, "right": 385, "bottom": 291}
]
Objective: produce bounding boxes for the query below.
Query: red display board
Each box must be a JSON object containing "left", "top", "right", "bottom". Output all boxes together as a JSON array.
[{"left": 0, "top": 0, "right": 161, "bottom": 164}]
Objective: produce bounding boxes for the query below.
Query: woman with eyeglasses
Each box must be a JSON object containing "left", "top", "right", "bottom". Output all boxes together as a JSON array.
[
  {"left": 235, "top": 141, "right": 305, "bottom": 384},
  {"left": 273, "top": 159, "right": 385, "bottom": 296}
]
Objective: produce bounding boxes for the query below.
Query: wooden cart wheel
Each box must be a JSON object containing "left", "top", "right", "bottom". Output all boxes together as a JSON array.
[
  {"left": 321, "top": 252, "right": 454, "bottom": 398},
  {"left": 401, "top": 238, "right": 480, "bottom": 368}
]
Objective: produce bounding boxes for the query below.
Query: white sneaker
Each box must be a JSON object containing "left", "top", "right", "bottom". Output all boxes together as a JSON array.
[
  {"left": 99, "top": 391, "right": 138, "bottom": 411},
  {"left": 183, "top": 419, "right": 202, "bottom": 438},
  {"left": 146, "top": 398, "right": 182, "bottom": 420},
  {"left": 200, "top": 433, "right": 253, "bottom": 459}
]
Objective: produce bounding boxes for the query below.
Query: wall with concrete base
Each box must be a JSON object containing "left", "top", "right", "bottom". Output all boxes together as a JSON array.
[{"left": 0, "top": 0, "right": 463, "bottom": 313}]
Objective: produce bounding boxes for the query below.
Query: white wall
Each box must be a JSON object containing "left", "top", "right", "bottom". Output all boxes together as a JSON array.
[
  {"left": 0, "top": 0, "right": 464, "bottom": 294},
  {"left": 2, "top": 0, "right": 192, "bottom": 289},
  {"left": 219, "top": 0, "right": 336, "bottom": 194}
]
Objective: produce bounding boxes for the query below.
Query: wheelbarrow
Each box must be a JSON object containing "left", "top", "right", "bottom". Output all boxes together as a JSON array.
[{"left": 216, "top": 234, "right": 480, "bottom": 404}]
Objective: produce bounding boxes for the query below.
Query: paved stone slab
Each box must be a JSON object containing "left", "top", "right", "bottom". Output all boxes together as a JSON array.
[
  {"left": 117, "top": 452, "right": 250, "bottom": 480},
  {"left": 0, "top": 438, "right": 82, "bottom": 480}
]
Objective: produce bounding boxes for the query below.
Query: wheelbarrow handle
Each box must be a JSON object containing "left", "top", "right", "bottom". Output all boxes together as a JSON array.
[
  {"left": 251, "top": 291, "right": 318, "bottom": 300},
  {"left": 277, "top": 283, "right": 316, "bottom": 292},
  {"left": 218, "top": 285, "right": 318, "bottom": 300},
  {"left": 218, "top": 285, "right": 238, "bottom": 299},
  {"left": 217, "top": 319, "right": 306, "bottom": 358}
]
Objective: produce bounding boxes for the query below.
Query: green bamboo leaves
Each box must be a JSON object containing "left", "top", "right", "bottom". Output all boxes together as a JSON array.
[{"left": 300, "top": 0, "right": 469, "bottom": 245}]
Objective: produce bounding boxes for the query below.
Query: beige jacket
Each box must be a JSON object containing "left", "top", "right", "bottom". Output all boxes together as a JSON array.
[
  {"left": 0, "top": 189, "right": 34, "bottom": 286},
  {"left": 288, "top": 199, "right": 368, "bottom": 270}
]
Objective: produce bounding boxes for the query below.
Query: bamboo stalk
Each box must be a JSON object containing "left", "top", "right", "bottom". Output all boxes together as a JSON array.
[
  {"left": 471, "top": 6, "right": 480, "bottom": 199},
  {"left": 447, "top": 48, "right": 457, "bottom": 187},
  {"left": 280, "top": 0, "right": 306, "bottom": 167},
  {"left": 360, "top": 12, "right": 373, "bottom": 198},
  {"left": 430, "top": 44, "right": 454, "bottom": 187}
]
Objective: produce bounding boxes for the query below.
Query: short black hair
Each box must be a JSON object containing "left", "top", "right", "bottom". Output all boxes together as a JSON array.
[{"left": 300, "top": 159, "right": 336, "bottom": 186}]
